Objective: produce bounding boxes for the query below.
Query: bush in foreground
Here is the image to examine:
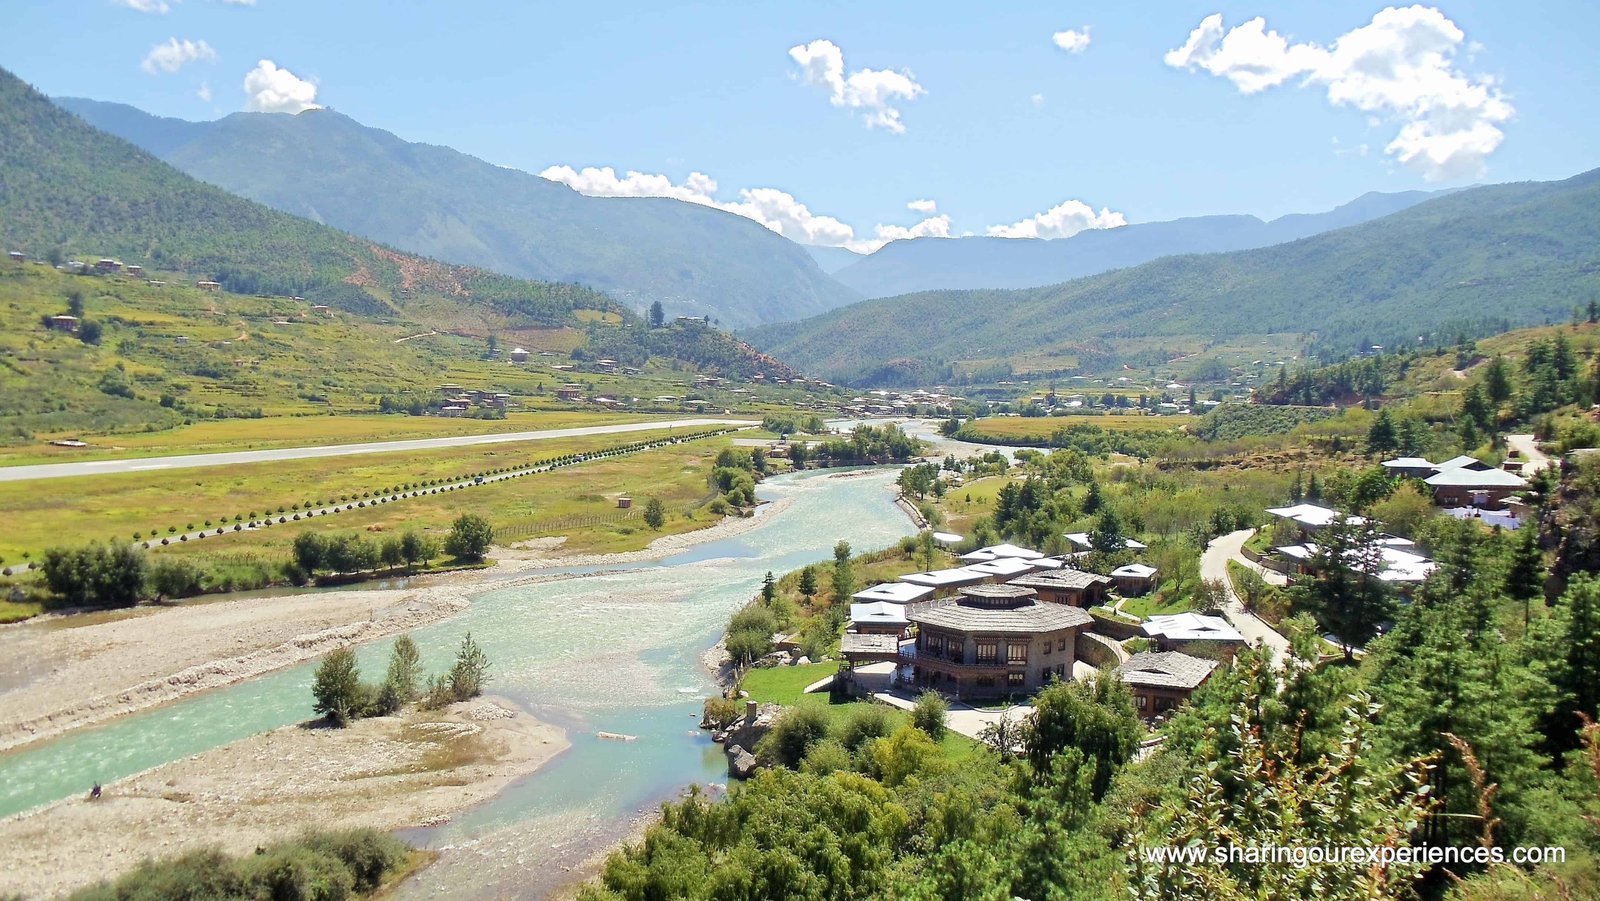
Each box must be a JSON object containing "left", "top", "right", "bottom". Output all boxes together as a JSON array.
[{"left": 68, "top": 828, "right": 409, "bottom": 901}]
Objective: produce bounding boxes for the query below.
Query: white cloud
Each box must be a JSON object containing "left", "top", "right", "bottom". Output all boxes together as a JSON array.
[
  {"left": 850, "top": 215, "right": 952, "bottom": 253},
  {"left": 1031, "top": 93, "right": 1046, "bottom": 107},
  {"left": 538, "top": 166, "right": 855, "bottom": 247},
  {"left": 216, "top": 0, "right": 255, "bottom": 4},
  {"left": 118, "top": 0, "right": 171, "bottom": 13},
  {"left": 141, "top": 38, "right": 216, "bottom": 75},
  {"left": 787, "top": 39, "right": 925, "bottom": 134},
  {"left": 242, "top": 59, "right": 320, "bottom": 113},
  {"left": 197, "top": 81, "right": 212, "bottom": 101},
  {"left": 1165, "top": 6, "right": 1514, "bottom": 180},
  {"left": 906, "top": 199, "right": 937, "bottom": 214},
  {"left": 986, "top": 200, "right": 1126, "bottom": 240},
  {"left": 1052, "top": 27, "right": 1092, "bottom": 54}
]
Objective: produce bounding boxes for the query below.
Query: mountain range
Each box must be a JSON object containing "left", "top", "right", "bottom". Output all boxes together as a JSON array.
[
  {"left": 0, "top": 66, "right": 792, "bottom": 380},
  {"left": 56, "top": 97, "right": 861, "bottom": 330},
  {"left": 829, "top": 190, "right": 1445, "bottom": 298},
  {"left": 746, "top": 169, "right": 1600, "bottom": 386},
  {"left": 58, "top": 96, "right": 1472, "bottom": 328}
]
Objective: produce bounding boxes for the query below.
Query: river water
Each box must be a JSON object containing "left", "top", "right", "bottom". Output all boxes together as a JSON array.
[{"left": 0, "top": 466, "right": 917, "bottom": 896}]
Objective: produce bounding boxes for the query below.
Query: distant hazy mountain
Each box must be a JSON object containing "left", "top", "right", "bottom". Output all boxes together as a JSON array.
[
  {"left": 803, "top": 244, "right": 867, "bottom": 274},
  {"left": 748, "top": 169, "right": 1600, "bottom": 386},
  {"left": 57, "top": 97, "right": 860, "bottom": 330},
  {"left": 832, "top": 190, "right": 1445, "bottom": 298}
]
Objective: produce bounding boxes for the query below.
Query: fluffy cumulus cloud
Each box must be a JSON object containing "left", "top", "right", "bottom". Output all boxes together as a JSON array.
[
  {"left": 787, "top": 39, "right": 925, "bottom": 134},
  {"left": 141, "top": 38, "right": 216, "bottom": 75},
  {"left": 118, "top": 0, "right": 171, "bottom": 13},
  {"left": 906, "top": 199, "right": 937, "bottom": 214},
  {"left": 242, "top": 59, "right": 320, "bottom": 113},
  {"left": 1165, "top": 6, "right": 1514, "bottom": 180},
  {"left": 851, "top": 215, "right": 952, "bottom": 253},
  {"left": 1052, "top": 28, "right": 1092, "bottom": 54},
  {"left": 986, "top": 200, "right": 1126, "bottom": 240},
  {"left": 538, "top": 166, "right": 855, "bottom": 247}
]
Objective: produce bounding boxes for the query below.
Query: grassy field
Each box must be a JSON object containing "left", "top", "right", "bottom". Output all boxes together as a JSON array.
[
  {"left": 0, "top": 427, "right": 728, "bottom": 563},
  {"left": 937, "top": 475, "right": 1012, "bottom": 536},
  {"left": 963, "top": 414, "right": 1194, "bottom": 442}
]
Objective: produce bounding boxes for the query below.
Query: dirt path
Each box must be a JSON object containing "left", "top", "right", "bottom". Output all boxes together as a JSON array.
[
  {"left": 1505, "top": 433, "right": 1553, "bottom": 473},
  {"left": 0, "top": 697, "right": 565, "bottom": 900}
]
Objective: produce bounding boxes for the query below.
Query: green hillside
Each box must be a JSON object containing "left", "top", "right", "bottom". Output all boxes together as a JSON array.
[
  {"left": 58, "top": 97, "right": 861, "bottom": 329},
  {"left": 0, "top": 69, "right": 620, "bottom": 326},
  {"left": 748, "top": 168, "right": 1600, "bottom": 386}
]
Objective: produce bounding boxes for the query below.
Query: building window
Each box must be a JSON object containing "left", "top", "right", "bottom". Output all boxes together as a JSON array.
[
  {"left": 976, "top": 641, "right": 998, "bottom": 664},
  {"left": 1137, "top": 695, "right": 1148, "bottom": 709},
  {"left": 1007, "top": 671, "right": 1025, "bottom": 688},
  {"left": 1043, "top": 640, "right": 1052, "bottom": 656},
  {"left": 1058, "top": 638, "right": 1067, "bottom": 651},
  {"left": 1007, "top": 643, "right": 1028, "bottom": 664}
]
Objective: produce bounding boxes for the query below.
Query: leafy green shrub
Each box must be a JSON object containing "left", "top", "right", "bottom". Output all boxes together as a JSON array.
[
  {"left": 835, "top": 703, "right": 895, "bottom": 752},
  {"left": 756, "top": 704, "right": 830, "bottom": 769},
  {"left": 911, "top": 691, "right": 949, "bottom": 742}
]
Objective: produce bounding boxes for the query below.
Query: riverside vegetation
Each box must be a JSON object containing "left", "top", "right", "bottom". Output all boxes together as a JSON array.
[{"left": 311, "top": 632, "right": 491, "bottom": 726}]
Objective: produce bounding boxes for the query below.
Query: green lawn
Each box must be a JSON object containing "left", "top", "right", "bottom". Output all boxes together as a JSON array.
[{"left": 741, "top": 662, "right": 835, "bottom": 705}]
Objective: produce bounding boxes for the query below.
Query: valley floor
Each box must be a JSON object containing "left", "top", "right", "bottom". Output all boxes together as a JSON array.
[{"left": 0, "top": 696, "right": 565, "bottom": 899}]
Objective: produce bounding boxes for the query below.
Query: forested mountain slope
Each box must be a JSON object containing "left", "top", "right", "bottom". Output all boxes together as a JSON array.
[
  {"left": 749, "top": 169, "right": 1600, "bottom": 386},
  {"left": 58, "top": 96, "right": 860, "bottom": 329}
]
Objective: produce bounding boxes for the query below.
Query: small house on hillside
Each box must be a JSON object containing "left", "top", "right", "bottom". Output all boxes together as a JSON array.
[
  {"left": 1110, "top": 563, "right": 1159, "bottom": 596},
  {"left": 1008, "top": 570, "right": 1114, "bottom": 608},
  {"left": 509, "top": 347, "right": 529, "bottom": 364},
  {"left": 851, "top": 582, "right": 934, "bottom": 606},
  {"left": 556, "top": 384, "right": 583, "bottom": 402},
  {"left": 1116, "top": 651, "right": 1218, "bottom": 716},
  {"left": 46, "top": 314, "right": 80, "bottom": 334},
  {"left": 1424, "top": 457, "right": 1526, "bottom": 508},
  {"left": 1142, "top": 613, "right": 1245, "bottom": 657},
  {"left": 1063, "top": 532, "right": 1148, "bottom": 554},
  {"left": 196, "top": 280, "right": 221, "bottom": 291}
]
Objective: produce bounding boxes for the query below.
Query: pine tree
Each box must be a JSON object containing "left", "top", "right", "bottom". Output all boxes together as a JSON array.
[
  {"left": 1288, "top": 469, "right": 1304, "bottom": 502},
  {"left": 1365, "top": 409, "right": 1398, "bottom": 456},
  {"left": 1504, "top": 526, "right": 1545, "bottom": 629},
  {"left": 648, "top": 300, "right": 664, "bottom": 328},
  {"left": 832, "top": 541, "right": 855, "bottom": 603},
  {"left": 1550, "top": 575, "right": 1600, "bottom": 755},
  {"left": 798, "top": 565, "right": 817, "bottom": 601},
  {"left": 1484, "top": 355, "right": 1513, "bottom": 405},
  {"left": 760, "top": 571, "right": 777, "bottom": 603}
]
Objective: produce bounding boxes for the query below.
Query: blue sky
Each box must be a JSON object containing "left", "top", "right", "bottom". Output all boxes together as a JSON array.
[{"left": 3, "top": 1, "right": 1598, "bottom": 252}]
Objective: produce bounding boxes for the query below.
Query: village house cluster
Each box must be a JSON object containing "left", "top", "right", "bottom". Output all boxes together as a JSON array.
[{"left": 835, "top": 542, "right": 1242, "bottom": 716}]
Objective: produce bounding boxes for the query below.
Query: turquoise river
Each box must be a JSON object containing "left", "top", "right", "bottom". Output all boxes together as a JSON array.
[{"left": 0, "top": 466, "right": 917, "bottom": 897}]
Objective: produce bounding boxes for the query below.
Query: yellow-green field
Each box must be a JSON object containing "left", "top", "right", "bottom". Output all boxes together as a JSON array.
[
  {"left": 964, "top": 414, "right": 1193, "bottom": 441},
  {"left": 0, "top": 427, "right": 717, "bottom": 561}
]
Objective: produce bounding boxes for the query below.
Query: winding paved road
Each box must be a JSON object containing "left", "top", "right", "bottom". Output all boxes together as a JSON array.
[
  {"left": 1202, "top": 528, "right": 1291, "bottom": 666},
  {"left": 0, "top": 418, "right": 755, "bottom": 483}
]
